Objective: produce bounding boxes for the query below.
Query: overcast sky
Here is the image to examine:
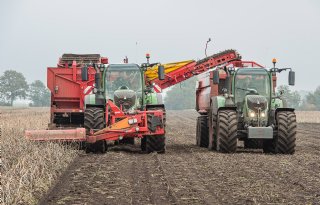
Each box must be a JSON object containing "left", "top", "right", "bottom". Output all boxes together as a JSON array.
[{"left": 1, "top": 0, "right": 319, "bottom": 91}]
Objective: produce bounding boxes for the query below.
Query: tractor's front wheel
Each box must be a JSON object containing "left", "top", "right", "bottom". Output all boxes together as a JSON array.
[
  {"left": 146, "top": 135, "right": 166, "bottom": 153},
  {"left": 263, "top": 111, "right": 296, "bottom": 154},
  {"left": 196, "top": 115, "right": 209, "bottom": 147},
  {"left": 144, "top": 106, "right": 166, "bottom": 153},
  {"left": 216, "top": 110, "right": 238, "bottom": 153},
  {"left": 84, "top": 107, "right": 107, "bottom": 153}
]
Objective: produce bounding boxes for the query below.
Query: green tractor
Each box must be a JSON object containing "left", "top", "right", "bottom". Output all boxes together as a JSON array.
[
  {"left": 25, "top": 53, "right": 167, "bottom": 154},
  {"left": 196, "top": 59, "right": 296, "bottom": 154},
  {"left": 82, "top": 61, "right": 166, "bottom": 153}
]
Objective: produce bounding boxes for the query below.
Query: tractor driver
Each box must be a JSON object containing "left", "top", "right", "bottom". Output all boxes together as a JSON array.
[
  {"left": 113, "top": 71, "right": 130, "bottom": 90},
  {"left": 236, "top": 76, "right": 251, "bottom": 100},
  {"left": 243, "top": 76, "right": 251, "bottom": 89}
]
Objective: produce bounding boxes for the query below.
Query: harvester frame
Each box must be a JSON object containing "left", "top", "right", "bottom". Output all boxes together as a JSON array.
[
  {"left": 25, "top": 49, "right": 296, "bottom": 155},
  {"left": 26, "top": 50, "right": 241, "bottom": 154}
]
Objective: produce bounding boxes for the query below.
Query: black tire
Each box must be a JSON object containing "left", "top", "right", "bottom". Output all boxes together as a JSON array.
[
  {"left": 84, "top": 107, "right": 107, "bottom": 153},
  {"left": 244, "top": 139, "right": 263, "bottom": 149},
  {"left": 119, "top": 138, "right": 135, "bottom": 145},
  {"left": 263, "top": 111, "right": 296, "bottom": 154},
  {"left": 144, "top": 106, "right": 166, "bottom": 153},
  {"left": 216, "top": 110, "right": 238, "bottom": 153},
  {"left": 196, "top": 115, "right": 209, "bottom": 147},
  {"left": 141, "top": 137, "right": 146, "bottom": 151},
  {"left": 196, "top": 117, "right": 200, "bottom": 146},
  {"left": 146, "top": 135, "right": 165, "bottom": 153},
  {"left": 208, "top": 111, "right": 217, "bottom": 150}
]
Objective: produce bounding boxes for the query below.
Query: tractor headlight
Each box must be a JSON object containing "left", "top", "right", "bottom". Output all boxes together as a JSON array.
[
  {"left": 249, "top": 111, "right": 255, "bottom": 118},
  {"left": 260, "top": 112, "right": 266, "bottom": 117}
]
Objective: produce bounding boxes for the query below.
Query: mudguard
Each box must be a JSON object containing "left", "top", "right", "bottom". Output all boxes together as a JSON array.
[{"left": 210, "top": 96, "right": 236, "bottom": 116}]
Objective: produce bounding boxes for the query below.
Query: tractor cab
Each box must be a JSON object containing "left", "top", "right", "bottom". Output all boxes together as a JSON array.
[
  {"left": 105, "top": 64, "right": 143, "bottom": 110},
  {"left": 233, "top": 68, "right": 272, "bottom": 127}
]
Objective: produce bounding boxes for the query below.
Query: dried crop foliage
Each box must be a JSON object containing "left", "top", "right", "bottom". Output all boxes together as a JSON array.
[
  {"left": 295, "top": 111, "right": 320, "bottom": 123},
  {"left": 0, "top": 107, "right": 79, "bottom": 205}
]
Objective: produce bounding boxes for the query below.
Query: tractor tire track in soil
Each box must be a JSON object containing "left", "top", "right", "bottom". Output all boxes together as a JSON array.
[{"left": 40, "top": 110, "right": 320, "bottom": 205}]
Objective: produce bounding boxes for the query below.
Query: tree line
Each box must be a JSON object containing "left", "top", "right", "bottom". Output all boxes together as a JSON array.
[
  {"left": 1, "top": 69, "right": 320, "bottom": 110},
  {"left": 164, "top": 77, "right": 320, "bottom": 111},
  {"left": 0, "top": 70, "right": 50, "bottom": 106}
]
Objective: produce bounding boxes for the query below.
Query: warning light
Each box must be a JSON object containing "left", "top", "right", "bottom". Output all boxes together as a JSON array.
[
  {"left": 272, "top": 58, "right": 277, "bottom": 68},
  {"left": 272, "top": 58, "right": 277, "bottom": 64},
  {"left": 146, "top": 53, "right": 150, "bottom": 64}
]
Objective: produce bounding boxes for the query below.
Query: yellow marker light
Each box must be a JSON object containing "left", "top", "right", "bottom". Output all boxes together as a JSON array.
[{"left": 272, "top": 58, "right": 277, "bottom": 63}]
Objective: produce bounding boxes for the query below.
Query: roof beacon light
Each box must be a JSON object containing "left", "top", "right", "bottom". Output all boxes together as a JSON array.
[
  {"left": 146, "top": 53, "right": 150, "bottom": 64},
  {"left": 272, "top": 58, "right": 277, "bottom": 68}
]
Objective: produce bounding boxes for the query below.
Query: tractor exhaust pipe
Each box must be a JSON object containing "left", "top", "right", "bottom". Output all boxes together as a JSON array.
[{"left": 93, "top": 64, "right": 105, "bottom": 105}]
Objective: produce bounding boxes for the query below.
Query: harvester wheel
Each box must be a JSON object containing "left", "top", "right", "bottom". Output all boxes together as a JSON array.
[
  {"left": 216, "top": 110, "right": 238, "bottom": 153},
  {"left": 84, "top": 107, "right": 107, "bottom": 153},
  {"left": 263, "top": 111, "right": 296, "bottom": 154},
  {"left": 119, "top": 138, "right": 135, "bottom": 145},
  {"left": 146, "top": 135, "right": 165, "bottom": 153},
  {"left": 144, "top": 106, "right": 166, "bottom": 153},
  {"left": 196, "top": 115, "right": 209, "bottom": 147},
  {"left": 141, "top": 137, "right": 146, "bottom": 151}
]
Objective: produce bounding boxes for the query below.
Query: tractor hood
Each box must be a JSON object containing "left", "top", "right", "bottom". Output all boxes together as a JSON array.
[
  {"left": 114, "top": 87, "right": 136, "bottom": 110},
  {"left": 244, "top": 94, "right": 268, "bottom": 127},
  {"left": 246, "top": 95, "right": 268, "bottom": 112}
]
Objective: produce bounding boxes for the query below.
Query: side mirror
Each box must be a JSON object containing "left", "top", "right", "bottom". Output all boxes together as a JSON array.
[
  {"left": 213, "top": 70, "right": 219, "bottom": 84},
  {"left": 288, "top": 71, "right": 295, "bottom": 86},
  {"left": 81, "top": 66, "right": 88, "bottom": 81},
  {"left": 158, "top": 65, "right": 165, "bottom": 80}
]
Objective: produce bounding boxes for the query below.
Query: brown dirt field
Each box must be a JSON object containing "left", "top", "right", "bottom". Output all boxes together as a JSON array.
[{"left": 37, "top": 109, "right": 320, "bottom": 205}]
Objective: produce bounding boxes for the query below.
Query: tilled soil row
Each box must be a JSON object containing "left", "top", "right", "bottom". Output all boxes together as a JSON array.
[{"left": 39, "top": 110, "right": 320, "bottom": 205}]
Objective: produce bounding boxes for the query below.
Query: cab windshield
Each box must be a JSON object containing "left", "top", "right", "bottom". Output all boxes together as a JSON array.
[
  {"left": 105, "top": 64, "right": 142, "bottom": 100},
  {"left": 234, "top": 68, "right": 271, "bottom": 104}
]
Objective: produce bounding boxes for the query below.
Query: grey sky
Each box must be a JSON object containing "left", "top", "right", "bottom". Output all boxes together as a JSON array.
[{"left": 0, "top": 0, "right": 319, "bottom": 91}]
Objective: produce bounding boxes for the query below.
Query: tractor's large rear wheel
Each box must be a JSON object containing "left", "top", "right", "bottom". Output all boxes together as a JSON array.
[
  {"left": 216, "top": 110, "right": 238, "bottom": 153},
  {"left": 208, "top": 110, "right": 217, "bottom": 150},
  {"left": 196, "top": 115, "right": 209, "bottom": 147},
  {"left": 263, "top": 111, "right": 296, "bottom": 154},
  {"left": 84, "top": 107, "right": 107, "bottom": 153}
]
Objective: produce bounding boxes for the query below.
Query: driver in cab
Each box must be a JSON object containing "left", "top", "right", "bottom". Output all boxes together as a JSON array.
[{"left": 113, "top": 71, "right": 130, "bottom": 90}]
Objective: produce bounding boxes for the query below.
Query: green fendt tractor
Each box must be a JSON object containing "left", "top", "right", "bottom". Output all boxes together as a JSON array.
[
  {"left": 25, "top": 53, "right": 169, "bottom": 154},
  {"left": 81, "top": 61, "right": 166, "bottom": 153},
  {"left": 196, "top": 59, "right": 297, "bottom": 154}
]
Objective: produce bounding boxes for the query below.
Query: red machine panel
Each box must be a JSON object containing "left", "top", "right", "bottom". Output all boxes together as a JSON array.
[
  {"left": 47, "top": 62, "right": 96, "bottom": 112},
  {"left": 150, "top": 50, "right": 241, "bottom": 91}
]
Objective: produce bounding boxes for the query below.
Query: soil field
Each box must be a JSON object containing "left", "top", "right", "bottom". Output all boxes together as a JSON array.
[{"left": 37, "top": 109, "right": 320, "bottom": 205}]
